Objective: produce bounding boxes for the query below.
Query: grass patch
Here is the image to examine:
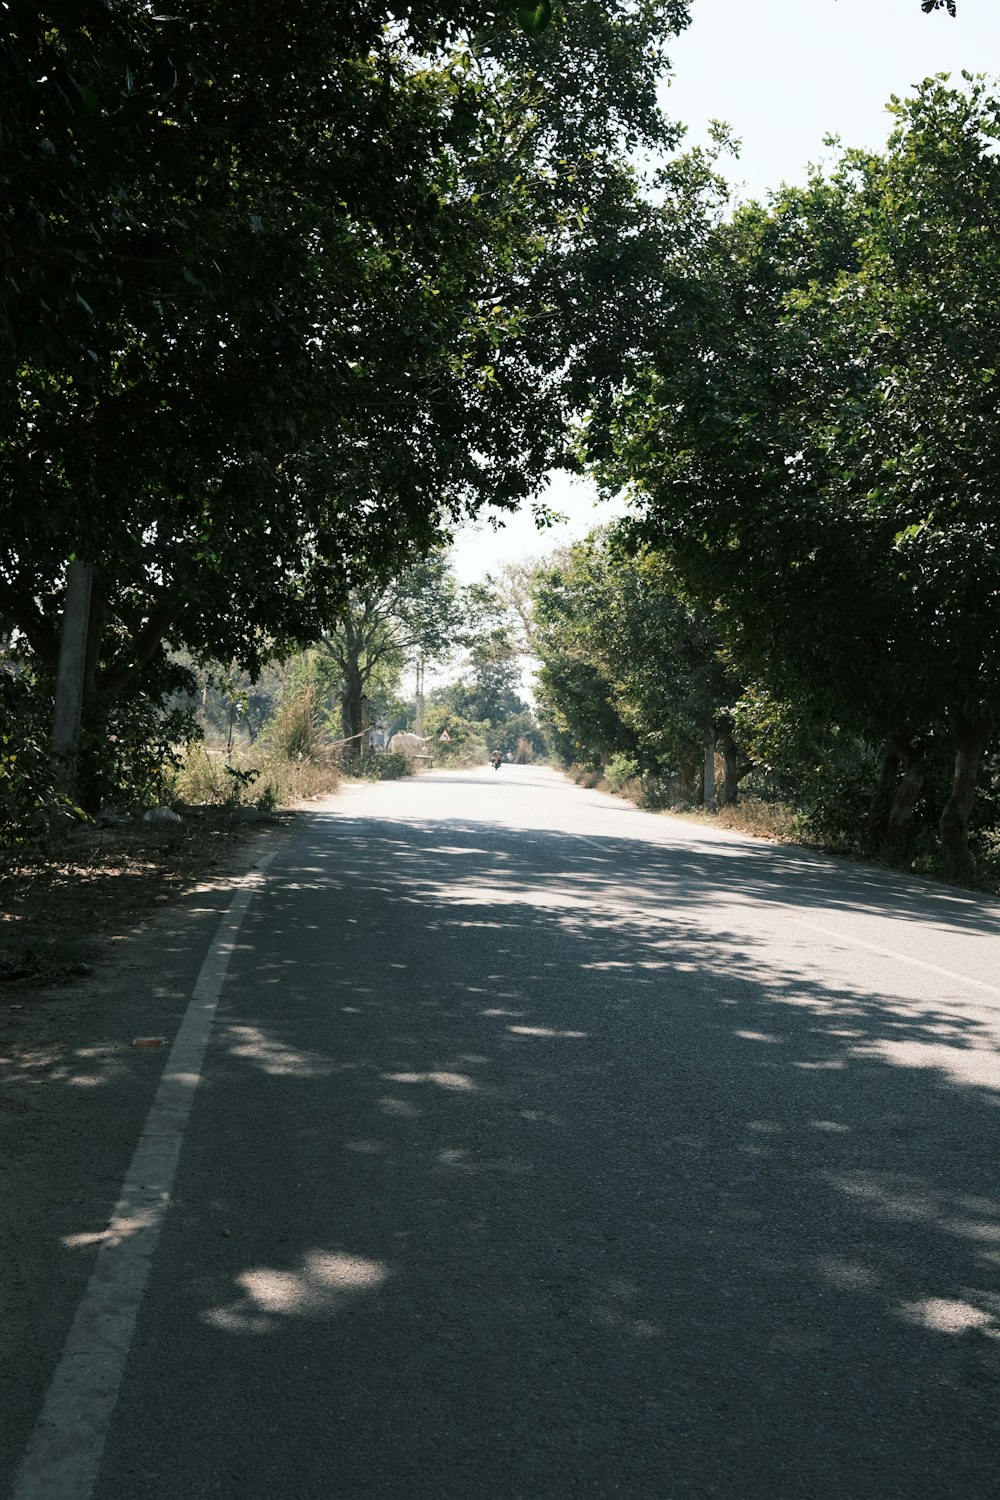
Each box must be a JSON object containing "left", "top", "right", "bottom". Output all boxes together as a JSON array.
[
  {"left": 170, "top": 744, "right": 341, "bottom": 810},
  {"left": 712, "top": 797, "right": 800, "bottom": 842}
]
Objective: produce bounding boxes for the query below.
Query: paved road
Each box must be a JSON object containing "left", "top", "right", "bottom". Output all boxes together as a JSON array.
[{"left": 13, "top": 765, "right": 1000, "bottom": 1498}]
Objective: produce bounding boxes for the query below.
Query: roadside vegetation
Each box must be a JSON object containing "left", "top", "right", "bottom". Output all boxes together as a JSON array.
[
  {"left": 3, "top": 8, "right": 997, "bottom": 910},
  {"left": 517, "top": 76, "right": 1000, "bottom": 901},
  {"left": 0, "top": 575, "right": 551, "bottom": 985},
  {"left": 0, "top": 1, "right": 680, "bottom": 844},
  {"left": 530, "top": 510, "right": 1000, "bottom": 895}
]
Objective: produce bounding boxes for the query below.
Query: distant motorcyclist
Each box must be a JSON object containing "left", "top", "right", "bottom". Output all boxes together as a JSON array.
[{"left": 490, "top": 748, "right": 503, "bottom": 770}]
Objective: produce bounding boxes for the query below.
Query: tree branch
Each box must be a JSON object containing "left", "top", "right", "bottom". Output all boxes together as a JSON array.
[
  {"left": 0, "top": 577, "right": 59, "bottom": 665},
  {"left": 97, "top": 585, "right": 186, "bottom": 697}
]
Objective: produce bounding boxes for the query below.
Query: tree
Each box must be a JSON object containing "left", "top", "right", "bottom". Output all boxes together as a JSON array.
[
  {"left": 606, "top": 77, "right": 1000, "bottom": 873},
  {"left": 1, "top": 0, "right": 697, "bottom": 803},
  {"left": 452, "top": 579, "right": 529, "bottom": 728},
  {"left": 316, "top": 553, "right": 461, "bottom": 756},
  {"left": 532, "top": 543, "right": 638, "bottom": 772},
  {"left": 531, "top": 529, "right": 744, "bottom": 796}
]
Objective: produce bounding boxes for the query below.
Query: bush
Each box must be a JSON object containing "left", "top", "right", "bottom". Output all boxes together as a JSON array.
[
  {"left": 570, "top": 765, "right": 602, "bottom": 789},
  {"left": 377, "top": 751, "right": 412, "bottom": 780},
  {"left": 622, "top": 774, "right": 676, "bottom": 810},
  {"left": 796, "top": 757, "right": 880, "bottom": 855},
  {"left": 604, "top": 753, "right": 640, "bottom": 794},
  {"left": 0, "top": 726, "right": 80, "bottom": 842},
  {"left": 0, "top": 668, "right": 89, "bottom": 842},
  {"left": 344, "top": 747, "right": 412, "bottom": 781}
]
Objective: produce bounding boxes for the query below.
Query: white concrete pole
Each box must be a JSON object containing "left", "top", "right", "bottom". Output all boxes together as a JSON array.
[{"left": 414, "top": 656, "right": 425, "bottom": 738}]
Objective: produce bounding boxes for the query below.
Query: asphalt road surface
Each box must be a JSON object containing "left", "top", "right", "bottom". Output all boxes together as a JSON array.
[{"left": 12, "top": 765, "right": 1000, "bottom": 1498}]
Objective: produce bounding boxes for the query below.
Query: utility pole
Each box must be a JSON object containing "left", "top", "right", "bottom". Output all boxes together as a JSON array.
[
  {"left": 414, "top": 655, "right": 425, "bottom": 738},
  {"left": 50, "top": 559, "right": 94, "bottom": 801}
]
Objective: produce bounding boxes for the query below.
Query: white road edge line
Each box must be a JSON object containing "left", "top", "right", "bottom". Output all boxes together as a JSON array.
[
  {"left": 13, "top": 852, "right": 277, "bottom": 1500},
  {"left": 786, "top": 912, "right": 1000, "bottom": 1002}
]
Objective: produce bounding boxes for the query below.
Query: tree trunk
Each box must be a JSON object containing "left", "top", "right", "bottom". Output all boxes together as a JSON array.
[
  {"left": 716, "top": 724, "right": 740, "bottom": 806},
  {"left": 49, "top": 560, "right": 94, "bottom": 802},
  {"left": 703, "top": 728, "right": 716, "bottom": 810},
  {"left": 50, "top": 569, "right": 184, "bottom": 814},
  {"left": 939, "top": 704, "right": 994, "bottom": 878},
  {"left": 340, "top": 660, "right": 365, "bottom": 762},
  {"left": 336, "top": 618, "right": 369, "bottom": 764},
  {"left": 886, "top": 735, "right": 928, "bottom": 853},
  {"left": 868, "top": 742, "right": 901, "bottom": 842}
]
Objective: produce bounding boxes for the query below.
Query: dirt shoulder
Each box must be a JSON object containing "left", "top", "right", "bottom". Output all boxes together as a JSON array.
[
  {"left": 0, "top": 805, "right": 296, "bottom": 988},
  {"left": 0, "top": 804, "right": 304, "bottom": 1489}
]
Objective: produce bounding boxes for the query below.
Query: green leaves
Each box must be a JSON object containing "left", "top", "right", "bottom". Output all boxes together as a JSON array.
[
  {"left": 612, "top": 75, "right": 1000, "bottom": 793},
  {"left": 531, "top": 528, "right": 739, "bottom": 774},
  {"left": 2, "top": 0, "right": 693, "bottom": 810},
  {"left": 516, "top": 1, "right": 553, "bottom": 36}
]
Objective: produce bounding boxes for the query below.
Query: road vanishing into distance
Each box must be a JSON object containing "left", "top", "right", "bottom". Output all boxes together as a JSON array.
[{"left": 10, "top": 764, "right": 1000, "bottom": 1499}]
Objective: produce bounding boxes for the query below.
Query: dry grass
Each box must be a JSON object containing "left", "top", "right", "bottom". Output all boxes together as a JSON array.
[
  {"left": 569, "top": 766, "right": 603, "bottom": 790},
  {"left": 712, "top": 797, "right": 800, "bottom": 842},
  {"left": 625, "top": 783, "right": 799, "bottom": 842},
  {"left": 575, "top": 760, "right": 801, "bottom": 845},
  {"left": 170, "top": 744, "right": 341, "bottom": 809}
]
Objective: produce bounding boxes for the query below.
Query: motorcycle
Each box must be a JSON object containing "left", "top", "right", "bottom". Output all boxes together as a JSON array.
[{"left": 490, "top": 750, "right": 503, "bottom": 770}]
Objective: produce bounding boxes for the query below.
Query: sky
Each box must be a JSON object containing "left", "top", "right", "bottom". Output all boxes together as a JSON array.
[{"left": 449, "top": 0, "right": 1000, "bottom": 585}]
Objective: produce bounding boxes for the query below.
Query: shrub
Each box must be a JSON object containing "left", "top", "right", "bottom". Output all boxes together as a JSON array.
[
  {"left": 571, "top": 765, "right": 602, "bottom": 789},
  {"left": 0, "top": 668, "right": 89, "bottom": 842},
  {"left": 0, "top": 726, "right": 80, "bottom": 842},
  {"left": 377, "top": 750, "right": 412, "bottom": 781},
  {"left": 344, "top": 747, "right": 413, "bottom": 781},
  {"left": 622, "top": 774, "right": 675, "bottom": 810},
  {"left": 604, "top": 753, "right": 640, "bottom": 794},
  {"left": 797, "top": 761, "right": 879, "bottom": 855}
]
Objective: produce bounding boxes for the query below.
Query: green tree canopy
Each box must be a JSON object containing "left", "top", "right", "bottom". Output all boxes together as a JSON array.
[
  {"left": 606, "top": 76, "right": 1000, "bottom": 871},
  {"left": 445, "top": 577, "right": 529, "bottom": 729},
  {"left": 531, "top": 528, "right": 743, "bottom": 793},
  {"left": 317, "top": 552, "right": 461, "bottom": 751},
  {"left": 1, "top": 0, "right": 700, "bottom": 802}
]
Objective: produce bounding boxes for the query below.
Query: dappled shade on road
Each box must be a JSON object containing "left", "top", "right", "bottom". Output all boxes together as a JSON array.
[{"left": 88, "top": 798, "right": 1000, "bottom": 1499}]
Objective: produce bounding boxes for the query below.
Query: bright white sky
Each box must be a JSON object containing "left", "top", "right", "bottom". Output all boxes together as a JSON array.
[{"left": 450, "top": 0, "right": 1000, "bottom": 585}]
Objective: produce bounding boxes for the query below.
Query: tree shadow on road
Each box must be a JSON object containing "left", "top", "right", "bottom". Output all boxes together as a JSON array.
[{"left": 89, "top": 811, "right": 1000, "bottom": 1500}]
